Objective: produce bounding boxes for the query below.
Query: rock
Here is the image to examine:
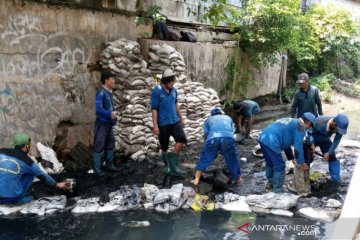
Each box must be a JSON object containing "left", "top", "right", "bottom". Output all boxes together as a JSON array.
[{"left": 245, "top": 192, "right": 299, "bottom": 210}]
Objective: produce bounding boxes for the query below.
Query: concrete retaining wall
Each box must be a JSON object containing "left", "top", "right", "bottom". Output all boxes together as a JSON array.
[{"left": 139, "top": 39, "right": 282, "bottom": 99}]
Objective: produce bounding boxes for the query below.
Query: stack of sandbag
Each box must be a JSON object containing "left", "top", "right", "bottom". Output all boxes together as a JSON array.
[
  {"left": 147, "top": 44, "right": 221, "bottom": 145},
  {"left": 99, "top": 39, "right": 159, "bottom": 161}
]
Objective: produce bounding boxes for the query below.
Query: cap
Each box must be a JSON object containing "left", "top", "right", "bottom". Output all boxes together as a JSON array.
[
  {"left": 12, "top": 133, "right": 31, "bottom": 147},
  {"left": 334, "top": 113, "right": 349, "bottom": 135},
  {"left": 302, "top": 112, "right": 316, "bottom": 126},
  {"left": 210, "top": 107, "right": 224, "bottom": 116},
  {"left": 163, "top": 69, "right": 175, "bottom": 78},
  {"left": 101, "top": 72, "right": 116, "bottom": 83},
  {"left": 161, "top": 69, "right": 176, "bottom": 83},
  {"left": 297, "top": 73, "right": 309, "bottom": 84}
]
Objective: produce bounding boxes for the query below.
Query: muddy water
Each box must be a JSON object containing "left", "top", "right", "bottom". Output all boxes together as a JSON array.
[{"left": 0, "top": 209, "right": 332, "bottom": 240}]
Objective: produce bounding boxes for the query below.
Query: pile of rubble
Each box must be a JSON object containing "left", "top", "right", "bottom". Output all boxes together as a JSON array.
[{"left": 99, "top": 39, "right": 221, "bottom": 160}]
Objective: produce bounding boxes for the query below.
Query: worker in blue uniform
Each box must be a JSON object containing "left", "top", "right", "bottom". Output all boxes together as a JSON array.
[
  {"left": 258, "top": 112, "right": 315, "bottom": 193},
  {"left": 233, "top": 100, "right": 260, "bottom": 138},
  {"left": 311, "top": 113, "right": 349, "bottom": 183},
  {"left": 0, "top": 133, "right": 66, "bottom": 204},
  {"left": 191, "top": 107, "right": 241, "bottom": 186},
  {"left": 93, "top": 72, "right": 119, "bottom": 176},
  {"left": 151, "top": 69, "right": 187, "bottom": 176},
  {"left": 291, "top": 73, "right": 323, "bottom": 118}
]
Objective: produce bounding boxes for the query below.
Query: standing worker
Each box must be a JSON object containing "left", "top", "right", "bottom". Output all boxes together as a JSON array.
[
  {"left": 191, "top": 107, "right": 241, "bottom": 186},
  {"left": 312, "top": 113, "right": 349, "bottom": 183},
  {"left": 233, "top": 100, "right": 260, "bottom": 138},
  {"left": 291, "top": 73, "right": 323, "bottom": 118},
  {"left": 0, "top": 133, "right": 67, "bottom": 204},
  {"left": 258, "top": 113, "right": 315, "bottom": 193},
  {"left": 93, "top": 72, "right": 119, "bottom": 176},
  {"left": 151, "top": 69, "right": 187, "bottom": 176}
]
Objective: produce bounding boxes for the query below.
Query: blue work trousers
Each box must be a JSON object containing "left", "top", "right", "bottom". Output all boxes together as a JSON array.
[
  {"left": 196, "top": 137, "right": 241, "bottom": 180},
  {"left": 0, "top": 174, "right": 34, "bottom": 204},
  {"left": 315, "top": 140, "right": 340, "bottom": 182}
]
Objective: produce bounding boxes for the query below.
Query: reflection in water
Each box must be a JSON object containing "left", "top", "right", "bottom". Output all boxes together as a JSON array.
[{"left": 0, "top": 209, "right": 331, "bottom": 240}]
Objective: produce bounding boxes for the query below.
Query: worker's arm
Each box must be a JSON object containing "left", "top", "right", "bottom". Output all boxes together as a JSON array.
[
  {"left": 290, "top": 93, "right": 298, "bottom": 118},
  {"left": 150, "top": 89, "right": 160, "bottom": 135},
  {"left": 28, "top": 163, "right": 57, "bottom": 186},
  {"left": 95, "top": 90, "right": 112, "bottom": 120},
  {"left": 236, "top": 115, "right": 243, "bottom": 133},
  {"left": 315, "top": 88, "right": 323, "bottom": 116},
  {"left": 176, "top": 103, "right": 185, "bottom": 127},
  {"left": 294, "top": 125, "right": 305, "bottom": 165},
  {"left": 328, "top": 132, "right": 342, "bottom": 155}
]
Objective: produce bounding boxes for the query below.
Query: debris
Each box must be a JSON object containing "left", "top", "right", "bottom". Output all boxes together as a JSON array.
[
  {"left": 297, "top": 207, "right": 340, "bottom": 223},
  {"left": 252, "top": 144, "right": 263, "bottom": 158},
  {"left": 36, "top": 142, "right": 64, "bottom": 174},
  {"left": 270, "top": 209, "right": 294, "bottom": 217},
  {"left": 121, "top": 221, "right": 150, "bottom": 228},
  {"left": 245, "top": 192, "right": 299, "bottom": 210},
  {"left": 220, "top": 197, "right": 251, "bottom": 212},
  {"left": 20, "top": 195, "right": 66, "bottom": 215},
  {"left": 72, "top": 197, "right": 100, "bottom": 213}
]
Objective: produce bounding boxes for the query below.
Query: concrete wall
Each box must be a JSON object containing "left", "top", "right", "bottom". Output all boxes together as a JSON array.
[
  {"left": 0, "top": 0, "right": 138, "bottom": 153},
  {"left": 139, "top": 39, "right": 282, "bottom": 99},
  {"left": 0, "top": 0, "right": 282, "bottom": 155}
]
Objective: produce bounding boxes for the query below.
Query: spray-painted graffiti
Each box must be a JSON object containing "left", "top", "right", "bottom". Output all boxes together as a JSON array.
[
  {"left": 0, "top": 14, "right": 92, "bottom": 82},
  {"left": 0, "top": 13, "right": 94, "bottom": 147}
]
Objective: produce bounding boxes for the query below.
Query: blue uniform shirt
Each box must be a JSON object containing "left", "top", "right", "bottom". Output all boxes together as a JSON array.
[
  {"left": 0, "top": 148, "right": 56, "bottom": 198},
  {"left": 291, "top": 85, "right": 323, "bottom": 118},
  {"left": 312, "top": 116, "right": 342, "bottom": 155},
  {"left": 258, "top": 118, "right": 306, "bottom": 164},
  {"left": 242, "top": 100, "right": 261, "bottom": 117},
  {"left": 150, "top": 85, "right": 179, "bottom": 126},
  {"left": 203, "top": 114, "right": 234, "bottom": 141},
  {"left": 96, "top": 87, "right": 115, "bottom": 124}
]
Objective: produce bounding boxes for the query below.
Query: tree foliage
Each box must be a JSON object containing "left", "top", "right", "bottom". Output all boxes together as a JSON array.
[{"left": 201, "top": 0, "right": 360, "bottom": 79}]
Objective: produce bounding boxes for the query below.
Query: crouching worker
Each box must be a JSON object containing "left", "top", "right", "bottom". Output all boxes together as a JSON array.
[
  {"left": 191, "top": 108, "right": 241, "bottom": 186},
  {"left": 258, "top": 113, "right": 315, "bottom": 193},
  {"left": 0, "top": 133, "right": 67, "bottom": 204},
  {"left": 233, "top": 100, "right": 260, "bottom": 138},
  {"left": 312, "top": 113, "right": 349, "bottom": 183}
]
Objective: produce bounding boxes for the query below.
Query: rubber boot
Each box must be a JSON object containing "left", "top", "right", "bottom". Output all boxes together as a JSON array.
[
  {"left": 272, "top": 171, "right": 285, "bottom": 193},
  {"left": 265, "top": 166, "right": 274, "bottom": 191},
  {"left": 167, "top": 152, "right": 185, "bottom": 176},
  {"left": 162, "top": 152, "right": 170, "bottom": 174},
  {"left": 106, "top": 150, "right": 120, "bottom": 172},
  {"left": 93, "top": 152, "right": 104, "bottom": 176}
]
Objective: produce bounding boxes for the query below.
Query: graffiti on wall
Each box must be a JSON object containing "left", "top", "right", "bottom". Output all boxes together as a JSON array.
[{"left": 0, "top": 13, "right": 94, "bottom": 145}]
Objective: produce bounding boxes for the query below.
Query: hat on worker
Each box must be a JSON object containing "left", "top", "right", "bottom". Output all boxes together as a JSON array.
[
  {"left": 302, "top": 112, "right": 316, "bottom": 127},
  {"left": 12, "top": 133, "right": 31, "bottom": 147},
  {"left": 210, "top": 107, "right": 224, "bottom": 116},
  {"left": 334, "top": 113, "right": 349, "bottom": 135},
  {"left": 297, "top": 73, "right": 309, "bottom": 84},
  {"left": 161, "top": 69, "right": 176, "bottom": 83}
]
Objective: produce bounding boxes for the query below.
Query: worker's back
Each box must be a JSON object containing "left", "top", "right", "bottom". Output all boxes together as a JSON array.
[{"left": 203, "top": 114, "right": 234, "bottom": 141}]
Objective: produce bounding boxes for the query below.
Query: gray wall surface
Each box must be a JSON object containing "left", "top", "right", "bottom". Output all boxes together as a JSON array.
[
  {"left": 0, "top": 0, "right": 138, "bottom": 153},
  {"left": 0, "top": 0, "right": 282, "bottom": 155}
]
